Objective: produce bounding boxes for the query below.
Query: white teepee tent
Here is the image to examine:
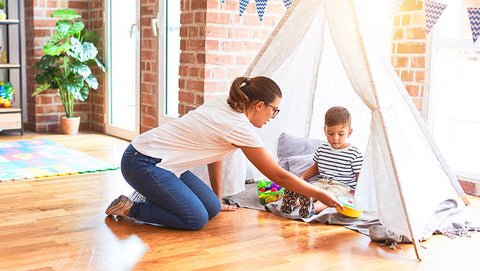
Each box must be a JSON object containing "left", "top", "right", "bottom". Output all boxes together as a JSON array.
[{"left": 242, "top": 0, "right": 469, "bottom": 260}]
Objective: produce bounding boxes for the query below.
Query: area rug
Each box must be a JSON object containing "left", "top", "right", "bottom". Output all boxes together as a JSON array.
[{"left": 0, "top": 139, "right": 119, "bottom": 181}]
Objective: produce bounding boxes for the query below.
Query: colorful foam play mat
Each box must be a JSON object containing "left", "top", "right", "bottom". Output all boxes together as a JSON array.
[{"left": 0, "top": 139, "right": 119, "bottom": 181}]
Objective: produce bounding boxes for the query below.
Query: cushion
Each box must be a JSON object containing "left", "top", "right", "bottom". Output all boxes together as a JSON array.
[
  {"left": 277, "top": 133, "right": 326, "bottom": 182},
  {"left": 277, "top": 132, "right": 325, "bottom": 159},
  {"left": 287, "top": 154, "right": 313, "bottom": 176}
]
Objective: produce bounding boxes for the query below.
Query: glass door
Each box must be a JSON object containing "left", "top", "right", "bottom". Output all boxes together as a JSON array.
[
  {"left": 105, "top": 0, "right": 140, "bottom": 140},
  {"left": 158, "top": 0, "right": 181, "bottom": 123}
]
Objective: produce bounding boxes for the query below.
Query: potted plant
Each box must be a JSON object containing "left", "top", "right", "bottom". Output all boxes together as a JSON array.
[{"left": 32, "top": 9, "right": 106, "bottom": 134}]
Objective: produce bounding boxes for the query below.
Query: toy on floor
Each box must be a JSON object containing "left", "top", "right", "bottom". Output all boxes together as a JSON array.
[
  {"left": 0, "top": 81, "right": 14, "bottom": 107},
  {"left": 257, "top": 180, "right": 284, "bottom": 205},
  {"left": 336, "top": 196, "right": 363, "bottom": 218}
]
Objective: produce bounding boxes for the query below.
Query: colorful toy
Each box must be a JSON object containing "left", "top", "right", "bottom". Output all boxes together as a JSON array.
[
  {"left": 0, "top": 81, "right": 15, "bottom": 107},
  {"left": 335, "top": 196, "right": 363, "bottom": 218},
  {"left": 257, "top": 180, "right": 284, "bottom": 205},
  {"left": 0, "top": 51, "right": 7, "bottom": 64}
]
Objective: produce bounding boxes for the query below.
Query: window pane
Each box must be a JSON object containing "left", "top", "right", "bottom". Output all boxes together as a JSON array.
[
  {"left": 431, "top": 49, "right": 480, "bottom": 177},
  {"left": 109, "top": 0, "right": 138, "bottom": 131},
  {"left": 437, "top": 1, "right": 471, "bottom": 40},
  {"left": 165, "top": 1, "right": 180, "bottom": 118}
]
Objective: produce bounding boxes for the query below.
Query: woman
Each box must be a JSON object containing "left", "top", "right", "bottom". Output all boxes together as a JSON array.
[{"left": 106, "top": 76, "right": 341, "bottom": 230}]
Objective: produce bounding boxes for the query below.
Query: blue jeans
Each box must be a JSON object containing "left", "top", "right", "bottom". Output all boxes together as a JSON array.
[{"left": 120, "top": 144, "right": 221, "bottom": 230}]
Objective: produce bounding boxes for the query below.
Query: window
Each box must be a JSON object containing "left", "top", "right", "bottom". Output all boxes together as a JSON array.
[
  {"left": 158, "top": 0, "right": 181, "bottom": 122},
  {"left": 105, "top": 0, "right": 140, "bottom": 140},
  {"left": 429, "top": 1, "right": 480, "bottom": 180}
]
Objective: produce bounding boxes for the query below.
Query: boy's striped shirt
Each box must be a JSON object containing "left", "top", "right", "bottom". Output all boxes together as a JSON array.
[{"left": 313, "top": 142, "right": 363, "bottom": 189}]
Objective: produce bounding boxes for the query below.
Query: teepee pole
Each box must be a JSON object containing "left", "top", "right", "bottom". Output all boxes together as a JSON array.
[{"left": 324, "top": 0, "right": 422, "bottom": 260}]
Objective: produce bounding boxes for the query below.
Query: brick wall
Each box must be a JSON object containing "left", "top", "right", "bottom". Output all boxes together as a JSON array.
[
  {"left": 139, "top": 0, "right": 159, "bottom": 133},
  {"left": 88, "top": 0, "right": 106, "bottom": 133},
  {"left": 25, "top": 0, "right": 97, "bottom": 133},
  {"left": 178, "top": 0, "right": 286, "bottom": 117},
  {"left": 392, "top": 0, "right": 426, "bottom": 112}
]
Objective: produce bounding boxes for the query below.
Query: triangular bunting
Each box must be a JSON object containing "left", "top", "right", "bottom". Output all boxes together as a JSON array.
[
  {"left": 467, "top": 7, "right": 480, "bottom": 43},
  {"left": 283, "top": 0, "right": 293, "bottom": 9},
  {"left": 392, "top": 0, "right": 405, "bottom": 13},
  {"left": 240, "top": 0, "right": 249, "bottom": 17},
  {"left": 255, "top": 0, "right": 268, "bottom": 21},
  {"left": 425, "top": 0, "right": 447, "bottom": 33}
]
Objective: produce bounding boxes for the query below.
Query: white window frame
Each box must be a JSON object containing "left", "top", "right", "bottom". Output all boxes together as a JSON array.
[
  {"left": 104, "top": 0, "right": 141, "bottom": 140},
  {"left": 157, "top": 0, "right": 181, "bottom": 125},
  {"left": 426, "top": 3, "right": 480, "bottom": 182}
]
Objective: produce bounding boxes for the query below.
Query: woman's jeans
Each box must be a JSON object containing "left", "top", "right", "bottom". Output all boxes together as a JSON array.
[{"left": 121, "top": 144, "right": 221, "bottom": 230}]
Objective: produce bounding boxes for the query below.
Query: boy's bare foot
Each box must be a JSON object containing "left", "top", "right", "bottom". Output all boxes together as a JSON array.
[{"left": 313, "top": 200, "right": 327, "bottom": 214}]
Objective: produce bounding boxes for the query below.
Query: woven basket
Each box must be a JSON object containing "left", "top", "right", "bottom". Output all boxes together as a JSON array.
[{"left": 257, "top": 180, "right": 284, "bottom": 205}]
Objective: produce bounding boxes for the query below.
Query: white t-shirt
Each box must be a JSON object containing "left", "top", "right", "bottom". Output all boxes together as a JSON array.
[{"left": 131, "top": 95, "right": 264, "bottom": 176}]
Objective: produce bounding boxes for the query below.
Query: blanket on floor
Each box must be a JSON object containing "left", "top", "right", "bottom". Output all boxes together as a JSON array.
[{"left": 224, "top": 183, "right": 480, "bottom": 245}]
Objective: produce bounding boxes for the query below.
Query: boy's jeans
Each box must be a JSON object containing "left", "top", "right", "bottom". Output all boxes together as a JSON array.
[{"left": 121, "top": 144, "right": 221, "bottom": 230}]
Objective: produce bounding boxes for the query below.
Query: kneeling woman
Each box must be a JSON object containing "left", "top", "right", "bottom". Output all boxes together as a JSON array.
[{"left": 106, "top": 76, "right": 341, "bottom": 230}]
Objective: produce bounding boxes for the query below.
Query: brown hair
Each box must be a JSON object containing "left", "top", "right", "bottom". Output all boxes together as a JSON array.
[
  {"left": 325, "top": 106, "right": 351, "bottom": 127},
  {"left": 227, "top": 76, "right": 282, "bottom": 113}
]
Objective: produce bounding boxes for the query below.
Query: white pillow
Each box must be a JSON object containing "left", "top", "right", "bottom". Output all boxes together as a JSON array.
[{"left": 287, "top": 154, "right": 321, "bottom": 183}]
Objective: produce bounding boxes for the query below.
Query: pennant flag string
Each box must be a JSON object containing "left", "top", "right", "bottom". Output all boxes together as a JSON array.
[
  {"left": 239, "top": 0, "right": 249, "bottom": 17},
  {"left": 467, "top": 7, "right": 480, "bottom": 43},
  {"left": 255, "top": 0, "right": 269, "bottom": 21},
  {"left": 425, "top": 0, "right": 447, "bottom": 33},
  {"left": 283, "top": 0, "right": 293, "bottom": 9}
]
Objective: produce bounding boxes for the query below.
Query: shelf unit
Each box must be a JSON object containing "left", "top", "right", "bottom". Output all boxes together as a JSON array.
[{"left": 0, "top": 0, "right": 23, "bottom": 135}]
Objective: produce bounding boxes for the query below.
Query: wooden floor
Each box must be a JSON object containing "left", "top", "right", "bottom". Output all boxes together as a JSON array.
[{"left": 1, "top": 131, "right": 480, "bottom": 270}]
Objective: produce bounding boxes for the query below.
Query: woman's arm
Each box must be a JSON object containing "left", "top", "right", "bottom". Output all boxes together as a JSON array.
[
  {"left": 240, "top": 146, "right": 342, "bottom": 209},
  {"left": 207, "top": 161, "right": 236, "bottom": 211}
]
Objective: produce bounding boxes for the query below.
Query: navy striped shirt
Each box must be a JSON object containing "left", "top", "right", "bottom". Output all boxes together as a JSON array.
[{"left": 313, "top": 142, "right": 363, "bottom": 189}]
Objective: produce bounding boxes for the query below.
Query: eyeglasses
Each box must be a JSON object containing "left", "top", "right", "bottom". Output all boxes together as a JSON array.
[{"left": 267, "top": 104, "right": 280, "bottom": 118}]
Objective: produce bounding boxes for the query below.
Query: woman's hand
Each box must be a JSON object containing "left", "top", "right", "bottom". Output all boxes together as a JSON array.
[
  {"left": 317, "top": 189, "right": 343, "bottom": 210},
  {"left": 221, "top": 203, "right": 237, "bottom": 211}
]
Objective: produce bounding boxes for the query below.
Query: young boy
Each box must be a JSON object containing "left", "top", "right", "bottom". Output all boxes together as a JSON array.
[{"left": 281, "top": 106, "right": 363, "bottom": 218}]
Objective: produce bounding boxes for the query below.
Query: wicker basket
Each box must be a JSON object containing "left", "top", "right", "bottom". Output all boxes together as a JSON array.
[{"left": 257, "top": 180, "right": 284, "bottom": 205}]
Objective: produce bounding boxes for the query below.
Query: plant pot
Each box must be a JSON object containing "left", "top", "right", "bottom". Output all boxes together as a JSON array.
[{"left": 60, "top": 116, "right": 80, "bottom": 135}]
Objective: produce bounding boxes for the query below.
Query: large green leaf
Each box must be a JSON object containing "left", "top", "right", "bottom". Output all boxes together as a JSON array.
[
  {"left": 68, "top": 38, "right": 98, "bottom": 62},
  {"left": 69, "top": 21, "right": 85, "bottom": 36},
  {"left": 31, "top": 83, "right": 53, "bottom": 97},
  {"left": 64, "top": 77, "right": 87, "bottom": 101},
  {"left": 80, "top": 42, "right": 98, "bottom": 61},
  {"left": 85, "top": 75, "right": 98, "bottom": 90},
  {"left": 83, "top": 30, "right": 99, "bottom": 44},
  {"left": 68, "top": 37, "right": 83, "bottom": 60},
  {"left": 94, "top": 57, "right": 106, "bottom": 72},
  {"left": 51, "top": 9, "right": 81, "bottom": 20},
  {"left": 46, "top": 32, "right": 65, "bottom": 46},
  {"left": 71, "top": 62, "right": 92, "bottom": 79},
  {"left": 44, "top": 41, "right": 71, "bottom": 55},
  {"left": 33, "top": 55, "right": 61, "bottom": 70},
  {"left": 55, "top": 20, "right": 71, "bottom": 37}
]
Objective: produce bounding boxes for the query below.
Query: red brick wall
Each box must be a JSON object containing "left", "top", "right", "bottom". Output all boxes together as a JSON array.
[
  {"left": 392, "top": 0, "right": 426, "bottom": 112},
  {"left": 139, "top": 0, "right": 159, "bottom": 133},
  {"left": 88, "top": 0, "right": 106, "bottom": 133},
  {"left": 178, "top": 0, "right": 286, "bottom": 116},
  {"left": 25, "top": 0, "right": 97, "bottom": 133}
]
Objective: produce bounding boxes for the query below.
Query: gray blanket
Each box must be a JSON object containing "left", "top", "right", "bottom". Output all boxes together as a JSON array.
[{"left": 224, "top": 183, "right": 480, "bottom": 244}]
